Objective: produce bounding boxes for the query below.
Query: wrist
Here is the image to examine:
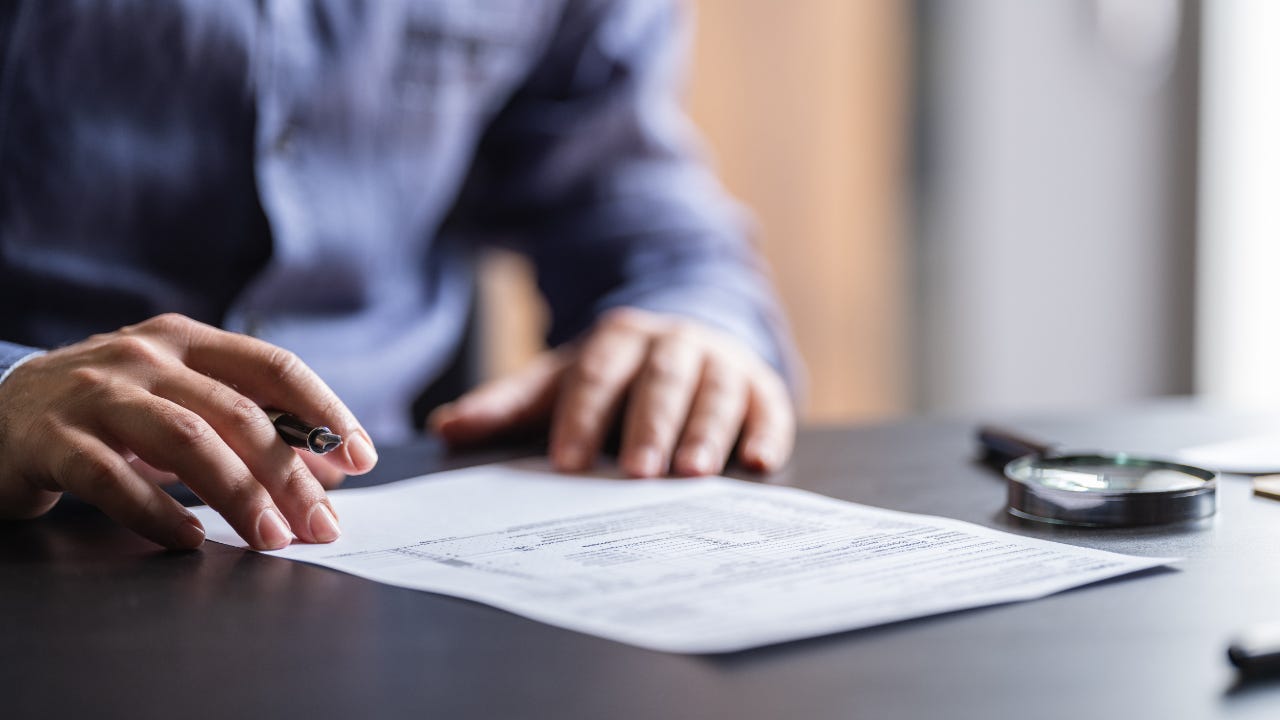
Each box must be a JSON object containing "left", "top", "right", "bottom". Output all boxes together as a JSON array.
[{"left": 0, "top": 347, "right": 46, "bottom": 387}]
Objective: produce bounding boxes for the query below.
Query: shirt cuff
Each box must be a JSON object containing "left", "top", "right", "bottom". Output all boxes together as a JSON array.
[{"left": 0, "top": 344, "right": 45, "bottom": 386}]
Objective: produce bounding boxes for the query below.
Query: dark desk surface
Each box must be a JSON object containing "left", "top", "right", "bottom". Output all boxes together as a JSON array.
[{"left": 7, "top": 401, "right": 1280, "bottom": 719}]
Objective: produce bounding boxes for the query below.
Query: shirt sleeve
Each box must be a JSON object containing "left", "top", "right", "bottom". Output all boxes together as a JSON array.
[
  {"left": 450, "top": 0, "right": 804, "bottom": 395},
  {"left": 0, "top": 342, "right": 44, "bottom": 385}
]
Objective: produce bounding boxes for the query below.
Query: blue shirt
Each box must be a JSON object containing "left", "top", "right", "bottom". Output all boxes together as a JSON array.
[{"left": 0, "top": 0, "right": 797, "bottom": 442}]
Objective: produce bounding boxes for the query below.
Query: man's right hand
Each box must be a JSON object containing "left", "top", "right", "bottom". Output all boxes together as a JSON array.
[{"left": 0, "top": 314, "right": 378, "bottom": 550}]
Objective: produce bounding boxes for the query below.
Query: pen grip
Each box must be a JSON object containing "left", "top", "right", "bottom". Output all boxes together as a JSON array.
[{"left": 976, "top": 425, "right": 1057, "bottom": 467}]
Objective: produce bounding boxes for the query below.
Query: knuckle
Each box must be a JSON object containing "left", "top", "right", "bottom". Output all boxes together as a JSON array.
[
  {"left": 553, "top": 407, "right": 602, "bottom": 445},
  {"left": 145, "top": 313, "right": 191, "bottom": 333},
  {"left": 688, "top": 401, "right": 738, "bottom": 439},
  {"left": 106, "top": 336, "right": 164, "bottom": 367},
  {"left": 63, "top": 446, "right": 117, "bottom": 493},
  {"left": 221, "top": 483, "right": 268, "bottom": 517},
  {"left": 314, "top": 395, "right": 347, "bottom": 429},
  {"left": 228, "top": 394, "right": 272, "bottom": 432},
  {"left": 265, "top": 348, "right": 303, "bottom": 384},
  {"left": 644, "top": 347, "right": 686, "bottom": 385},
  {"left": 132, "top": 314, "right": 202, "bottom": 352},
  {"left": 665, "top": 319, "right": 703, "bottom": 343},
  {"left": 573, "top": 349, "right": 616, "bottom": 387},
  {"left": 280, "top": 462, "right": 318, "bottom": 498},
  {"left": 680, "top": 426, "right": 716, "bottom": 448},
  {"left": 700, "top": 362, "right": 741, "bottom": 399},
  {"left": 554, "top": 409, "right": 593, "bottom": 438},
  {"left": 627, "top": 411, "right": 668, "bottom": 444},
  {"left": 645, "top": 348, "right": 686, "bottom": 381},
  {"left": 66, "top": 366, "right": 110, "bottom": 394},
  {"left": 161, "top": 409, "right": 217, "bottom": 452}
]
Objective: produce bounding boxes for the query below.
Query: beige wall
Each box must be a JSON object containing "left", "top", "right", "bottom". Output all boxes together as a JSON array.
[
  {"left": 686, "top": 0, "right": 910, "bottom": 422},
  {"left": 479, "top": 0, "right": 910, "bottom": 423}
]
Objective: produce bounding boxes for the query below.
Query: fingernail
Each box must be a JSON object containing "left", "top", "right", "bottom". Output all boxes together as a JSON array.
[
  {"left": 348, "top": 430, "right": 378, "bottom": 471},
  {"left": 682, "top": 446, "right": 713, "bottom": 475},
  {"left": 256, "top": 507, "right": 292, "bottom": 550},
  {"left": 745, "top": 440, "right": 778, "bottom": 470},
  {"left": 633, "top": 447, "right": 662, "bottom": 477},
  {"left": 174, "top": 515, "right": 206, "bottom": 549},
  {"left": 307, "top": 502, "right": 341, "bottom": 543}
]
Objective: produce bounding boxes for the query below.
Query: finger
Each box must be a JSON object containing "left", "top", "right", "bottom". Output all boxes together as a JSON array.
[
  {"left": 126, "top": 455, "right": 181, "bottom": 486},
  {"left": 672, "top": 359, "right": 749, "bottom": 476},
  {"left": 139, "top": 315, "right": 376, "bottom": 475},
  {"left": 152, "top": 368, "right": 339, "bottom": 542},
  {"left": 299, "top": 450, "right": 346, "bottom": 490},
  {"left": 549, "top": 326, "right": 650, "bottom": 471},
  {"left": 51, "top": 429, "right": 206, "bottom": 550},
  {"left": 121, "top": 449, "right": 180, "bottom": 485},
  {"left": 99, "top": 390, "right": 293, "bottom": 550},
  {"left": 737, "top": 373, "right": 797, "bottom": 473},
  {"left": 619, "top": 334, "right": 704, "bottom": 477},
  {"left": 430, "top": 353, "right": 565, "bottom": 445}
]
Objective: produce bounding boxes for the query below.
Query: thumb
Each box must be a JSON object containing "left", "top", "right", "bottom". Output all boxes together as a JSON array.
[{"left": 429, "top": 352, "right": 565, "bottom": 445}]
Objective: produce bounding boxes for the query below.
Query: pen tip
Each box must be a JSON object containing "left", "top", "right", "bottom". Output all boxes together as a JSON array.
[{"left": 311, "top": 432, "right": 344, "bottom": 455}]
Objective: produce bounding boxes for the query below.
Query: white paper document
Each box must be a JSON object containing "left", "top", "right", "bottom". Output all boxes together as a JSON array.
[
  {"left": 1178, "top": 432, "right": 1280, "bottom": 475},
  {"left": 190, "top": 462, "right": 1175, "bottom": 653}
]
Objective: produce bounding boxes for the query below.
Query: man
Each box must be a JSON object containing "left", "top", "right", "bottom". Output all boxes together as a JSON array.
[{"left": 0, "top": 1, "right": 798, "bottom": 552}]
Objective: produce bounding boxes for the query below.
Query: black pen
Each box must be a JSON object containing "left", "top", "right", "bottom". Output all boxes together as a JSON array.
[
  {"left": 268, "top": 411, "right": 344, "bottom": 454},
  {"left": 1229, "top": 623, "right": 1280, "bottom": 679}
]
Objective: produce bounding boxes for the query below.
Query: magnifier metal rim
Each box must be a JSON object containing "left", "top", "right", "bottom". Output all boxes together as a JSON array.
[{"left": 1004, "top": 454, "right": 1218, "bottom": 527}]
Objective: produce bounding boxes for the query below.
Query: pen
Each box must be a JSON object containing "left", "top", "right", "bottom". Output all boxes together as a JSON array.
[
  {"left": 267, "top": 411, "right": 343, "bottom": 454},
  {"left": 1229, "top": 623, "right": 1280, "bottom": 679}
]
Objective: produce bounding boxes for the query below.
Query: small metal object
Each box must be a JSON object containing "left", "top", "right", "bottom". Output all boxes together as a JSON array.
[
  {"left": 979, "top": 426, "right": 1217, "bottom": 527},
  {"left": 1253, "top": 475, "right": 1280, "bottom": 501},
  {"left": 268, "top": 411, "right": 344, "bottom": 455}
]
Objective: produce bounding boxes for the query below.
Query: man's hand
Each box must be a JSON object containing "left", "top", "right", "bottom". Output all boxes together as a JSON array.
[
  {"left": 431, "top": 308, "right": 795, "bottom": 477},
  {"left": 0, "top": 314, "right": 377, "bottom": 550}
]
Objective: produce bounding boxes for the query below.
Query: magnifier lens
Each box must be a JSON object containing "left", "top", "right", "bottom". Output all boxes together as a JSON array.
[
  {"left": 1005, "top": 454, "right": 1217, "bottom": 527},
  {"left": 1026, "top": 459, "right": 1208, "bottom": 493}
]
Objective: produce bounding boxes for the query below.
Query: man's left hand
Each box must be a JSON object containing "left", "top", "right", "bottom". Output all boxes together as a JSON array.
[{"left": 429, "top": 308, "right": 795, "bottom": 477}]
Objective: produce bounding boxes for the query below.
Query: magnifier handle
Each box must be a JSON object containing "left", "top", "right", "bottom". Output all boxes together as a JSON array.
[{"left": 977, "top": 425, "right": 1058, "bottom": 465}]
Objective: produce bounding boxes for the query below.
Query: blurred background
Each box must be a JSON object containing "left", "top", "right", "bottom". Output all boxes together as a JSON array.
[{"left": 479, "top": 0, "right": 1278, "bottom": 426}]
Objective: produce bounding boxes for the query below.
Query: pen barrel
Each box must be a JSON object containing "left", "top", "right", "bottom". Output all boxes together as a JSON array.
[{"left": 269, "top": 412, "right": 314, "bottom": 450}]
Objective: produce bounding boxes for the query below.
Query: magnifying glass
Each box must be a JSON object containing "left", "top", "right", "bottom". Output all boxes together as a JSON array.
[{"left": 978, "top": 426, "right": 1217, "bottom": 527}]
